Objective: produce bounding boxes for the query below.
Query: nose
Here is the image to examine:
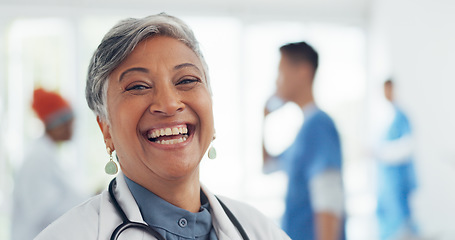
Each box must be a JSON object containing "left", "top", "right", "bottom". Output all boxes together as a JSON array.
[{"left": 149, "top": 84, "right": 185, "bottom": 116}]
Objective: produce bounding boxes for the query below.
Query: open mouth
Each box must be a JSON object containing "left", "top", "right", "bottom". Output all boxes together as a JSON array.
[{"left": 146, "top": 124, "right": 191, "bottom": 145}]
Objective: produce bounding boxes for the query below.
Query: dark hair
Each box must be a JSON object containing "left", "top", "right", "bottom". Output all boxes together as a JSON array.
[
  {"left": 280, "top": 41, "right": 319, "bottom": 71},
  {"left": 384, "top": 78, "right": 393, "bottom": 85}
]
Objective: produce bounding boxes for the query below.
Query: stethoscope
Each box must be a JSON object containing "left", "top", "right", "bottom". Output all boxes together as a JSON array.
[{"left": 108, "top": 178, "right": 250, "bottom": 240}]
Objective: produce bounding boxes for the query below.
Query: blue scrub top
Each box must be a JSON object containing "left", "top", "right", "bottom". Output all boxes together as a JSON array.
[
  {"left": 278, "top": 105, "right": 343, "bottom": 240},
  {"left": 386, "top": 106, "right": 411, "bottom": 141},
  {"left": 377, "top": 106, "right": 417, "bottom": 240}
]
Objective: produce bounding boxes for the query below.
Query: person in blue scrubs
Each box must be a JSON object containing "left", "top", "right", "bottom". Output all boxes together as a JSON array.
[
  {"left": 376, "top": 80, "right": 418, "bottom": 240},
  {"left": 263, "top": 42, "right": 345, "bottom": 240}
]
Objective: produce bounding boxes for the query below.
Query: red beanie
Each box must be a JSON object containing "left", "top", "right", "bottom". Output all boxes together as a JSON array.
[{"left": 32, "top": 88, "right": 73, "bottom": 129}]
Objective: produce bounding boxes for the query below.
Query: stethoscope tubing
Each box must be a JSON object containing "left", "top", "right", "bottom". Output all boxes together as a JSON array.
[
  {"left": 108, "top": 178, "right": 249, "bottom": 240},
  {"left": 109, "top": 179, "right": 165, "bottom": 240}
]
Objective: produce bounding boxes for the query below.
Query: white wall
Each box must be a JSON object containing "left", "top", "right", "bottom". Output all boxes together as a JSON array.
[
  {"left": 369, "top": 0, "right": 455, "bottom": 238},
  {"left": 0, "top": 3, "right": 370, "bottom": 239},
  {"left": 10, "top": 1, "right": 455, "bottom": 239}
]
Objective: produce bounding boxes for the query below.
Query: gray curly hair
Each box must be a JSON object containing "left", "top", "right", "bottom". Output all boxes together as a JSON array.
[{"left": 85, "top": 13, "right": 210, "bottom": 121}]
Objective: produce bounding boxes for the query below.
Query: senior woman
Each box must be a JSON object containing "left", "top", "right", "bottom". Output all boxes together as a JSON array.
[{"left": 35, "top": 13, "right": 290, "bottom": 240}]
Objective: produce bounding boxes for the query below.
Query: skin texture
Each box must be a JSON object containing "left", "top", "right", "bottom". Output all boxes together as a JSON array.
[
  {"left": 263, "top": 53, "right": 341, "bottom": 240},
  {"left": 98, "top": 36, "right": 214, "bottom": 212}
]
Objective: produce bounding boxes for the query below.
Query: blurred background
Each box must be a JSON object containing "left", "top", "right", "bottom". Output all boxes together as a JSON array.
[{"left": 0, "top": 0, "right": 455, "bottom": 239}]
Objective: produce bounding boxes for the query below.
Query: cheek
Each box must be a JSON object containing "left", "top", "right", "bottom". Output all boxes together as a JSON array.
[
  {"left": 201, "top": 100, "right": 214, "bottom": 132},
  {"left": 192, "top": 92, "right": 214, "bottom": 136},
  {"left": 277, "top": 75, "right": 292, "bottom": 93},
  {"left": 108, "top": 99, "right": 143, "bottom": 146}
]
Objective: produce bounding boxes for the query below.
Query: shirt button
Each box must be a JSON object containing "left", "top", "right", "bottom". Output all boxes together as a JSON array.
[{"left": 178, "top": 218, "right": 188, "bottom": 228}]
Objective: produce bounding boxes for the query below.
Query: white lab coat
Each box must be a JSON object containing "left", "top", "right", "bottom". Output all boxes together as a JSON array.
[
  {"left": 35, "top": 173, "right": 290, "bottom": 240},
  {"left": 11, "top": 135, "right": 85, "bottom": 240}
]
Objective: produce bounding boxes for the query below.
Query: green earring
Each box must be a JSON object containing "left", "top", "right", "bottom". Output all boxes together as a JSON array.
[
  {"left": 208, "top": 133, "right": 217, "bottom": 160},
  {"left": 208, "top": 145, "right": 217, "bottom": 159},
  {"left": 105, "top": 147, "right": 118, "bottom": 175}
]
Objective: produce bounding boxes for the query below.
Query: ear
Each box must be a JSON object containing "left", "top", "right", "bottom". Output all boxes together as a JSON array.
[{"left": 97, "top": 116, "right": 113, "bottom": 149}]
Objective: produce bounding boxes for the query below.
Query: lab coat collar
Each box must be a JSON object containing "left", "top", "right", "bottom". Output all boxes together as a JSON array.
[
  {"left": 110, "top": 173, "right": 242, "bottom": 240},
  {"left": 98, "top": 172, "right": 148, "bottom": 240},
  {"left": 201, "top": 184, "right": 242, "bottom": 239},
  {"left": 114, "top": 173, "right": 146, "bottom": 224}
]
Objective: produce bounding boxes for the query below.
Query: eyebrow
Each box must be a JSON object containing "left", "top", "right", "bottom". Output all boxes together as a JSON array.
[
  {"left": 174, "top": 63, "right": 202, "bottom": 73},
  {"left": 119, "top": 67, "right": 149, "bottom": 82},
  {"left": 119, "top": 63, "right": 202, "bottom": 82}
]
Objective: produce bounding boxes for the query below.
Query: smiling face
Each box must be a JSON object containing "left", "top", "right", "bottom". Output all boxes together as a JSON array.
[{"left": 98, "top": 36, "right": 214, "bottom": 186}]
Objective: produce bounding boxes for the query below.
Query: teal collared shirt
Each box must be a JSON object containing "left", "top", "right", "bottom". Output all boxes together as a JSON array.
[{"left": 124, "top": 175, "right": 217, "bottom": 239}]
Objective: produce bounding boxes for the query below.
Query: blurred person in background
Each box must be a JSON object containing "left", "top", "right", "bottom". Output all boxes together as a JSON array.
[
  {"left": 262, "top": 41, "right": 345, "bottom": 240},
  {"left": 11, "top": 88, "right": 85, "bottom": 240},
  {"left": 374, "top": 79, "right": 418, "bottom": 240},
  {"left": 35, "top": 13, "right": 290, "bottom": 240}
]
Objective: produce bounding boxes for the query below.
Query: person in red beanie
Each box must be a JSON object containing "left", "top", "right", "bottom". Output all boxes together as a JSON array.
[
  {"left": 11, "top": 88, "right": 84, "bottom": 240},
  {"left": 31, "top": 88, "right": 75, "bottom": 141}
]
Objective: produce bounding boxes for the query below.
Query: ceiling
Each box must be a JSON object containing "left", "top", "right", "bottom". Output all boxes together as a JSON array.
[{"left": 0, "top": 0, "right": 370, "bottom": 25}]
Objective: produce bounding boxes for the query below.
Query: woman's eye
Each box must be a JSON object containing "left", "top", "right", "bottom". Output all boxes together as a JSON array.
[
  {"left": 177, "top": 78, "right": 200, "bottom": 85},
  {"left": 126, "top": 84, "right": 149, "bottom": 91}
]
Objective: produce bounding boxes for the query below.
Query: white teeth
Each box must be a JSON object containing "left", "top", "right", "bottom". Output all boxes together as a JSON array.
[
  {"left": 148, "top": 125, "right": 189, "bottom": 145},
  {"left": 165, "top": 128, "right": 172, "bottom": 136},
  {"left": 154, "top": 136, "right": 188, "bottom": 145},
  {"left": 148, "top": 126, "right": 189, "bottom": 139}
]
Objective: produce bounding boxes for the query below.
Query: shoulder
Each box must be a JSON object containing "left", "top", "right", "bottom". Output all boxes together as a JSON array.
[
  {"left": 216, "top": 196, "right": 291, "bottom": 240},
  {"left": 34, "top": 194, "right": 103, "bottom": 240},
  {"left": 302, "top": 109, "right": 339, "bottom": 138},
  {"left": 394, "top": 107, "right": 411, "bottom": 123},
  {"left": 309, "top": 109, "right": 336, "bottom": 128}
]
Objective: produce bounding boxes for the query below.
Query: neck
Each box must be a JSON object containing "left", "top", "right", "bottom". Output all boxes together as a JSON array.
[
  {"left": 125, "top": 168, "right": 201, "bottom": 213},
  {"left": 294, "top": 85, "right": 315, "bottom": 109}
]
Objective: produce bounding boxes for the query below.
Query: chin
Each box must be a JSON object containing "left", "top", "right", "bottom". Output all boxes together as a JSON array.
[{"left": 154, "top": 156, "right": 200, "bottom": 180}]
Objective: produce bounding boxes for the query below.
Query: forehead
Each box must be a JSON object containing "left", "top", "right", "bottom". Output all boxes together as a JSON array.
[
  {"left": 116, "top": 36, "right": 202, "bottom": 71},
  {"left": 106, "top": 35, "right": 208, "bottom": 89}
]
